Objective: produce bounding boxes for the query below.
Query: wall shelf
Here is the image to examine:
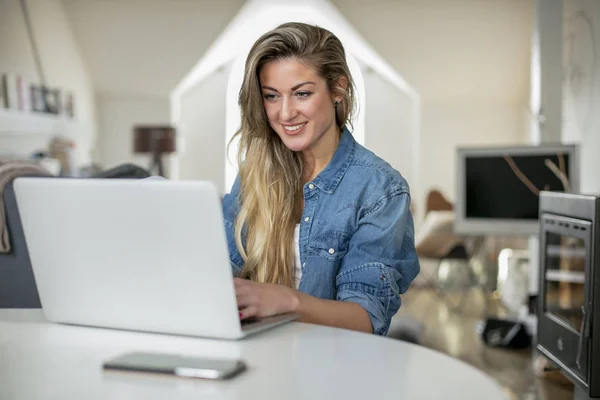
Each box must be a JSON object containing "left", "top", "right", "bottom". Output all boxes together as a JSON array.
[{"left": 0, "top": 108, "right": 80, "bottom": 138}]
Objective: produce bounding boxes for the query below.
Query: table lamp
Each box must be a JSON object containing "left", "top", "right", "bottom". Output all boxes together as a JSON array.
[{"left": 133, "top": 125, "right": 176, "bottom": 177}]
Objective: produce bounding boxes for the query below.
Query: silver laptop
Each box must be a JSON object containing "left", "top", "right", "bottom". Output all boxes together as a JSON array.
[{"left": 14, "top": 177, "right": 297, "bottom": 339}]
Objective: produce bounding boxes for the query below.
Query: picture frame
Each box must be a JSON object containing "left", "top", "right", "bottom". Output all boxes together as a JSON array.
[
  {"left": 30, "top": 84, "right": 45, "bottom": 113},
  {"left": 30, "top": 85, "right": 62, "bottom": 114},
  {"left": 43, "top": 87, "right": 61, "bottom": 115},
  {"left": 2, "top": 74, "right": 19, "bottom": 110},
  {"left": 63, "top": 91, "right": 74, "bottom": 118},
  {"left": 0, "top": 74, "right": 7, "bottom": 109}
]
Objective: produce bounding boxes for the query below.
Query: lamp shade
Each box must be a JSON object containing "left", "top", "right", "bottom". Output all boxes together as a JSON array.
[{"left": 133, "top": 125, "right": 176, "bottom": 154}]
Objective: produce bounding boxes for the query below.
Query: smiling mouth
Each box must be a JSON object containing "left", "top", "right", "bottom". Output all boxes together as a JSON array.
[{"left": 282, "top": 122, "right": 307, "bottom": 135}]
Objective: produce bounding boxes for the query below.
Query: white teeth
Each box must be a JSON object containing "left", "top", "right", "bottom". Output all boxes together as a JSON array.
[{"left": 285, "top": 123, "right": 306, "bottom": 131}]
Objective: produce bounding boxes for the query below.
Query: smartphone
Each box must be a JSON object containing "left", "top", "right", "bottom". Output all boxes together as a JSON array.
[{"left": 103, "top": 352, "right": 247, "bottom": 380}]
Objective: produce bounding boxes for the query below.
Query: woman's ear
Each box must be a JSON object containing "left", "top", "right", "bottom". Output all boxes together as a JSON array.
[{"left": 332, "top": 76, "right": 348, "bottom": 103}]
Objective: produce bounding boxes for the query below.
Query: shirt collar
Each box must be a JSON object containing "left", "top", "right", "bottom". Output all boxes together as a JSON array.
[{"left": 310, "top": 127, "right": 356, "bottom": 195}]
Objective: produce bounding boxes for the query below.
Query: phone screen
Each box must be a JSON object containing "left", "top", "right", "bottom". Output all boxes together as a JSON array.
[{"left": 103, "top": 352, "right": 246, "bottom": 379}]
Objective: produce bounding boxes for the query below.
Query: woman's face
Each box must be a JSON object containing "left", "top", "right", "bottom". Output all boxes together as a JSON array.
[{"left": 259, "top": 58, "right": 340, "bottom": 154}]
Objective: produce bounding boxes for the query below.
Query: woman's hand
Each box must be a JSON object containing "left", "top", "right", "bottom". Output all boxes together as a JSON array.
[{"left": 234, "top": 278, "right": 300, "bottom": 320}]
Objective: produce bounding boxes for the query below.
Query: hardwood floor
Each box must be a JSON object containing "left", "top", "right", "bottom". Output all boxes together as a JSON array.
[{"left": 390, "top": 288, "right": 575, "bottom": 400}]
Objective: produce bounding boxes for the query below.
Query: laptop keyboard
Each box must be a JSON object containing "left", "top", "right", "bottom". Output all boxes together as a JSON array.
[{"left": 240, "top": 317, "right": 261, "bottom": 326}]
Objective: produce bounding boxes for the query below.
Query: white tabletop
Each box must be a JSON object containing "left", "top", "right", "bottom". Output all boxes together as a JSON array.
[{"left": 0, "top": 310, "right": 506, "bottom": 400}]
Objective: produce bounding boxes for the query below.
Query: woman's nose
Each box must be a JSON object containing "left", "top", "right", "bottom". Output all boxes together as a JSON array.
[{"left": 280, "top": 97, "right": 297, "bottom": 121}]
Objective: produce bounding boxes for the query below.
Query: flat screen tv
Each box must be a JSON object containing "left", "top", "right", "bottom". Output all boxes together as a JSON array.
[{"left": 455, "top": 144, "right": 579, "bottom": 236}]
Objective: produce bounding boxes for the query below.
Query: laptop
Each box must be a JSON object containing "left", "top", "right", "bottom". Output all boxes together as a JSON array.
[{"left": 13, "top": 177, "right": 297, "bottom": 339}]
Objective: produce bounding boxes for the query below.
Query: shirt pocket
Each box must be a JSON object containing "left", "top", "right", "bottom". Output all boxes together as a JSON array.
[{"left": 308, "top": 230, "right": 351, "bottom": 261}]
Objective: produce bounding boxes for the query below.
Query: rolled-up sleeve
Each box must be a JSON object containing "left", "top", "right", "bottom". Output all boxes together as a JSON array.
[{"left": 335, "top": 190, "right": 420, "bottom": 335}]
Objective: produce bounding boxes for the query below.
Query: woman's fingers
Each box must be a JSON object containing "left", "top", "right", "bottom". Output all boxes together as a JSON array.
[
  {"left": 235, "top": 285, "right": 251, "bottom": 297},
  {"left": 236, "top": 294, "right": 255, "bottom": 308},
  {"left": 235, "top": 284, "right": 261, "bottom": 316},
  {"left": 239, "top": 305, "right": 257, "bottom": 320},
  {"left": 233, "top": 277, "right": 250, "bottom": 288}
]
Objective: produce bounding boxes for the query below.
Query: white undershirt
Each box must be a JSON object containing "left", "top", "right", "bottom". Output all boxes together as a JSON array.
[{"left": 294, "top": 224, "right": 302, "bottom": 288}]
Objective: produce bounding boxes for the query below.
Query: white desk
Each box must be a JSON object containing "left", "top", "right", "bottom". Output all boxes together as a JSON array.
[{"left": 0, "top": 310, "right": 506, "bottom": 400}]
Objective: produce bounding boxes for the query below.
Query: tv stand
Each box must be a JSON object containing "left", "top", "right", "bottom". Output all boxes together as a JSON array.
[{"left": 575, "top": 386, "right": 595, "bottom": 400}]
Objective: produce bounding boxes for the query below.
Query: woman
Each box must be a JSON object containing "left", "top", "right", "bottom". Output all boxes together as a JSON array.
[{"left": 222, "top": 22, "right": 419, "bottom": 336}]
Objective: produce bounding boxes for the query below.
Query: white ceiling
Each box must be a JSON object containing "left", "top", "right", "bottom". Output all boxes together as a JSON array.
[
  {"left": 62, "top": 0, "right": 532, "bottom": 103},
  {"left": 61, "top": 0, "right": 245, "bottom": 98}
]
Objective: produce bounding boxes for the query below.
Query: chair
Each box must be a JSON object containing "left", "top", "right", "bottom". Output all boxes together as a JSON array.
[
  {"left": 0, "top": 163, "right": 150, "bottom": 308},
  {"left": 414, "top": 189, "right": 485, "bottom": 313},
  {"left": 93, "top": 163, "right": 151, "bottom": 179},
  {"left": 415, "top": 189, "right": 465, "bottom": 264}
]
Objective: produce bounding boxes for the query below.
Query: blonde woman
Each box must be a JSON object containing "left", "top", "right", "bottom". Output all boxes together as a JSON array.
[{"left": 222, "top": 22, "right": 419, "bottom": 336}]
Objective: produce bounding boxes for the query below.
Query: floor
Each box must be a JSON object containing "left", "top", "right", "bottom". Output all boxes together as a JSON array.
[{"left": 391, "top": 287, "right": 575, "bottom": 400}]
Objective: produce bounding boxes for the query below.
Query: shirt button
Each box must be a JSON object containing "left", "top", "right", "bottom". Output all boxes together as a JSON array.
[
  {"left": 308, "top": 183, "right": 315, "bottom": 190},
  {"left": 304, "top": 217, "right": 309, "bottom": 222},
  {"left": 328, "top": 248, "right": 335, "bottom": 254},
  {"left": 302, "top": 262, "right": 306, "bottom": 268}
]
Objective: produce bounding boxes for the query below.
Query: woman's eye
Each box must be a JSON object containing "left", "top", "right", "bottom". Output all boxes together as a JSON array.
[
  {"left": 263, "top": 93, "right": 277, "bottom": 101},
  {"left": 296, "top": 91, "right": 312, "bottom": 99}
]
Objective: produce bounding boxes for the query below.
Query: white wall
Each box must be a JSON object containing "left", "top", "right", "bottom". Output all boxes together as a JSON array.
[
  {"left": 534, "top": 0, "right": 564, "bottom": 144},
  {"left": 422, "top": 100, "right": 528, "bottom": 201},
  {"left": 53, "top": 0, "right": 533, "bottom": 206},
  {"left": 60, "top": 0, "right": 243, "bottom": 175},
  {"left": 332, "top": 0, "right": 532, "bottom": 215},
  {"left": 332, "top": 0, "right": 532, "bottom": 102},
  {"left": 562, "top": 0, "right": 600, "bottom": 195},
  {"left": 0, "top": 0, "right": 96, "bottom": 162},
  {"left": 178, "top": 65, "right": 229, "bottom": 192},
  {"left": 96, "top": 95, "right": 170, "bottom": 172},
  {"left": 362, "top": 66, "right": 415, "bottom": 188}
]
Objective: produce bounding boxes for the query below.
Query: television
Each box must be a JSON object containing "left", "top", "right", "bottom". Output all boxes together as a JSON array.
[{"left": 455, "top": 144, "right": 579, "bottom": 236}]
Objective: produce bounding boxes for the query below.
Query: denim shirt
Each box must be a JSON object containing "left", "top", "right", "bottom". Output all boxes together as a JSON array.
[{"left": 221, "top": 128, "right": 420, "bottom": 335}]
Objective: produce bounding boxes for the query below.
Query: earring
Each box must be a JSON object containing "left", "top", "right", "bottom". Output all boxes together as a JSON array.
[{"left": 334, "top": 100, "right": 339, "bottom": 107}]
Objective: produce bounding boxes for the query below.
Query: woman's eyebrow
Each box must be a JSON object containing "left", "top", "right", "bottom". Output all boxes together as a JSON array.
[
  {"left": 261, "top": 81, "right": 316, "bottom": 92},
  {"left": 291, "top": 81, "right": 316, "bottom": 91}
]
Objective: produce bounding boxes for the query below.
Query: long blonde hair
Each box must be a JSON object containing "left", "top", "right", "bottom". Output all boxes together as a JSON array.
[{"left": 231, "top": 22, "right": 355, "bottom": 286}]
